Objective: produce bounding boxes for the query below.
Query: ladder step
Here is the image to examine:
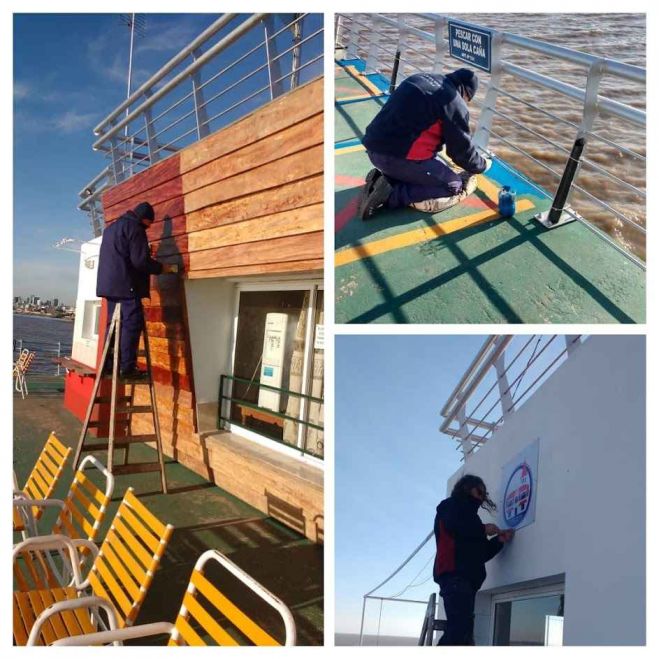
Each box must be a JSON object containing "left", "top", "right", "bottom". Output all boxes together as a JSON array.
[
  {"left": 112, "top": 462, "right": 162, "bottom": 475},
  {"left": 94, "top": 396, "right": 131, "bottom": 404},
  {"left": 115, "top": 405, "right": 154, "bottom": 414},
  {"left": 79, "top": 435, "right": 158, "bottom": 451},
  {"left": 86, "top": 420, "right": 129, "bottom": 429}
]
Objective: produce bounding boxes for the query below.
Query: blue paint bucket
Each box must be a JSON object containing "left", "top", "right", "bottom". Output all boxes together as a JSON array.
[{"left": 498, "top": 186, "right": 517, "bottom": 218}]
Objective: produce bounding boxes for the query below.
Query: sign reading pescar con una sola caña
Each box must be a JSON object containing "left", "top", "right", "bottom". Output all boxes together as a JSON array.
[{"left": 499, "top": 439, "right": 540, "bottom": 531}]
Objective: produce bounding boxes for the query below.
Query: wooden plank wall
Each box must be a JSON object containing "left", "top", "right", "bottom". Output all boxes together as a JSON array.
[{"left": 100, "top": 78, "right": 323, "bottom": 474}]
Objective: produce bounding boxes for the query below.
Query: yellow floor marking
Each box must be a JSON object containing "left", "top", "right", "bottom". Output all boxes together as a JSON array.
[
  {"left": 344, "top": 65, "right": 383, "bottom": 96},
  {"left": 335, "top": 198, "right": 535, "bottom": 267},
  {"left": 336, "top": 144, "right": 367, "bottom": 155},
  {"left": 336, "top": 94, "right": 376, "bottom": 103}
]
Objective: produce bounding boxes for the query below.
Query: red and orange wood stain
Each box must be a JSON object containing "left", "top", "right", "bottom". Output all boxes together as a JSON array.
[{"left": 95, "top": 78, "right": 323, "bottom": 474}]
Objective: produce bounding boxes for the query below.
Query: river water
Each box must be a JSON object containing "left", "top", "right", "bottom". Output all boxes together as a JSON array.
[
  {"left": 13, "top": 314, "right": 74, "bottom": 375},
  {"left": 340, "top": 13, "right": 646, "bottom": 259}
]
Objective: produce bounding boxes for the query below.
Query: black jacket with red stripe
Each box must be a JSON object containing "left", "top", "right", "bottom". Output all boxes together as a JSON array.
[
  {"left": 362, "top": 72, "right": 487, "bottom": 173},
  {"left": 433, "top": 494, "right": 503, "bottom": 590}
]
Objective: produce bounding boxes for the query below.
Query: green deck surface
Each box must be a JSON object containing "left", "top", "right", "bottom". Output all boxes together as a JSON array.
[
  {"left": 13, "top": 392, "right": 323, "bottom": 645},
  {"left": 334, "top": 61, "right": 645, "bottom": 324}
]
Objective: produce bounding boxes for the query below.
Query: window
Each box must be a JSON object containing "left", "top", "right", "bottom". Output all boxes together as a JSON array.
[
  {"left": 81, "top": 300, "right": 101, "bottom": 340},
  {"left": 227, "top": 283, "right": 324, "bottom": 459},
  {"left": 493, "top": 591, "right": 564, "bottom": 646}
]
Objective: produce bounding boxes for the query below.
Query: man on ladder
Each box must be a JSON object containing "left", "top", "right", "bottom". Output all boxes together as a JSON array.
[{"left": 96, "top": 201, "right": 178, "bottom": 379}]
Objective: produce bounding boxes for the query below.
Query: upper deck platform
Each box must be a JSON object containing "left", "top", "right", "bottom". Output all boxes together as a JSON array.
[{"left": 334, "top": 59, "right": 645, "bottom": 324}]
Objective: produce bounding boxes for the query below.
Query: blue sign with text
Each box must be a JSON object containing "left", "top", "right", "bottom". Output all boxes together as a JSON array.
[{"left": 448, "top": 21, "right": 492, "bottom": 73}]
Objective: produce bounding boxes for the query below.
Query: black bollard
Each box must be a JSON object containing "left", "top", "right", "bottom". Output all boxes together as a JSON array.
[
  {"left": 547, "top": 137, "right": 586, "bottom": 225},
  {"left": 389, "top": 50, "right": 401, "bottom": 94}
]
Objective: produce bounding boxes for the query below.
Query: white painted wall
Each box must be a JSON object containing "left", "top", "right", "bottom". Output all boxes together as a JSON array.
[
  {"left": 71, "top": 237, "right": 102, "bottom": 367},
  {"left": 446, "top": 335, "right": 645, "bottom": 645},
  {"left": 184, "top": 278, "right": 235, "bottom": 431}
]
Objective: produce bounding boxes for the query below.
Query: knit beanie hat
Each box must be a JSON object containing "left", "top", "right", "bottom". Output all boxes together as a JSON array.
[
  {"left": 134, "top": 201, "right": 155, "bottom": 222},
  {"left": 446, "top": 68, "right": 479, "bottom": 101}
]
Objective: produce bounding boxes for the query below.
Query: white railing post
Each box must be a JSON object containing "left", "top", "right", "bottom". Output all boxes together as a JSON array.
[
  {"left": 473, "top": 30, "right": 504, "bottom": 151},
  {"left": 142, "top": 90, "right": 160, "bottom": 165},
  {"left": 397, "top": 15, "right": 410, "bottom": 78},
  {"left": 365, "top": 16, "right": 382, "bottom": 74},
  {"left": 457, "top": 404, "right": 471, "bottom": 459},
  {"left": 190, "top": 48, "right": 211, "bottom": 140},
  {"left": 346, "top": 16, "right": 360, "bottom": 60},
  {"left": 432, "top": 16, "right": 447, "bottom": 74},
  {"left": 565, "top": 335, "right": 581, "bottom": 356},
  {"left": 495, "top": 351, "right": 515, "bottom": 418}
]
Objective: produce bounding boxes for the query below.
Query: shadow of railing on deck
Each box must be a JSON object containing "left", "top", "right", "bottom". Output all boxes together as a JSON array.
[{"left": 136, "top": 515, "right": 324, "bottom": 645}]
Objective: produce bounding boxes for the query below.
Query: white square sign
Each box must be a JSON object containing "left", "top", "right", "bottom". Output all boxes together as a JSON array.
[{"left": 499, "top": 439, "right": 539, "bottom": 531}]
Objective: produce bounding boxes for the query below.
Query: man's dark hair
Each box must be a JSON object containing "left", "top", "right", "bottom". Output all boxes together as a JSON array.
[{"left": 451, "top": 473, "right": 497, "bottom": 513}]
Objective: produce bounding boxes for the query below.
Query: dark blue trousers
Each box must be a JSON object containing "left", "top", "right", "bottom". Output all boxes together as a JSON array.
[
  {"left": 367, "top": 151, "right": 463, "bottom": 207},
  {"left": 437, "top": 574, "right": 477, "bottom": 645},
  {"left": 105, "top": 297, "right": 144, "bottom": 373}
]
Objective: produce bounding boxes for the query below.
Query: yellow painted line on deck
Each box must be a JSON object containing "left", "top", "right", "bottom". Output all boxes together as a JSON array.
[
  {"left": 345, "top": 65, "right": 383, "bottom": 97},
  {"left": 336, "top": 93, "right": 375, "bottom": 103},
  {"left": 335, "top": 198, "right": 535, "bottom": 267},
  {"left": 336, "top": 144, "right": 366, "bottom": 155}
]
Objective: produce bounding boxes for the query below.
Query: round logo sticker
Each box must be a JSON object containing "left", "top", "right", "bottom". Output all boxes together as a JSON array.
[{"left": 503, "top": 462, "right": 533, "bottom": 528}]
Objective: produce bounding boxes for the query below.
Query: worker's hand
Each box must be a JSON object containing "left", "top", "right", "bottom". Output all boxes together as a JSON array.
[
  {"left": 498, "top": 529, "right": 515, "bottom": 543},
  {"left": 162, "top": 263, "right": 180, "bottom": 274},
  {"left": 484, "top": 523, "right": 500, "bottom": 536},
  {"left": 482, "top": 156, "right": 493, "bottom": 172}
]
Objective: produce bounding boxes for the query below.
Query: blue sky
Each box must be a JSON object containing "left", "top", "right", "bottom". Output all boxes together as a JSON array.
[
  {"left": 335, "top": 334, "right": 484, "bottom": 636},
  {"left": 12, "top": 13, "right": 328, "bottom": 306},
  {"left": 13, "top": 13, "right": 222, "bottom": 305}
]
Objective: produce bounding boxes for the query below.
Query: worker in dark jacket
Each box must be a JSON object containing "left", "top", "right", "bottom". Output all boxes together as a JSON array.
[
  {"left": 433, "top": 474, "right": 514, "bottom": 645},
  {"left": 96, "top": 201, "right": 177, "bottom": 379},
  {"left": 359, "top": 69, "right": 492, "bottom": 219}
]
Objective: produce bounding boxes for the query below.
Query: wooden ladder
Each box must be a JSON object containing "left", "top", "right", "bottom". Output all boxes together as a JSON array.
[{"left": 72, "top": 303, "right": 168, "bottom": 493}]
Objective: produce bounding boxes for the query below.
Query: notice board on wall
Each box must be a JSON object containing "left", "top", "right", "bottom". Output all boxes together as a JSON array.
[{"left": 499, "top": 439, "right": 540, "bottom": 530}]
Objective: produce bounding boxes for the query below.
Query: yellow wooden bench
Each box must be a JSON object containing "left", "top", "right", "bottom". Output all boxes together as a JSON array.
[
  {"left": 13, "top": 432, "right": 72, "bottom": 533},
  {"left": 13, "top": 487, "right": 174, "bottom": 646},
  {"left": 14, "top": 454, "right": 114, "bottom": 590},
  {"left": 49, "top": 548, "right": 296, "bottom": 646}
]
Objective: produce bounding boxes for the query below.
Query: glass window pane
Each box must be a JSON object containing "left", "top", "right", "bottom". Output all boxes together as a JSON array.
[
  {"left": 303, "top": 290, "right": 324, "bottom": 458},
  {"left": 231, "top": 290, "right": 306, "bottom": 446},
  {"left": 493, "top": 594, "right": 564, "bottom": 646}
]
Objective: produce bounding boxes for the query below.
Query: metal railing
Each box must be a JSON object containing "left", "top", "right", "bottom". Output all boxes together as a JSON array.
[
  {"left": 440, "top": 335, "right": 584, "bottom": 461},
  {"left": 79, "top": 13, "right": 323, "bottom": 236},
  {"left": 335, "top": 14, "right": 646, "bottom": 265},
  {"left": 13, "top": 338, "right": 72, "bottom": 377},
  {"left": 218, "top": 374, "right": 324, "bottom": 459}
]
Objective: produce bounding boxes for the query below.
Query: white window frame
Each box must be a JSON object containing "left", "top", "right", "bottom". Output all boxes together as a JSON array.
[
  {"left": 489, "top": 581, "right": 565, "bottom": 646},
  {"left": 225, "top": 277, "right": 324, "bottom": 467}
]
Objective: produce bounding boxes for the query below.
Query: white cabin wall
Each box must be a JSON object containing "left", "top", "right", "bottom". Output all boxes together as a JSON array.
[
  {"left": 446, "top": 335, "right": 645, "bottom": 645},
  {"left": 184, "top": 278, "right": 235, "bottom": 431}
]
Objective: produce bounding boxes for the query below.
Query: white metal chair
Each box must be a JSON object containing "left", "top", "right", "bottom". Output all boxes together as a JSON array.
[
  {"left": 50, "top": 549, "right": 297, "bottom": 646},
  {"left": 13, "top": 349, "right": 36, "bottom": 399}
]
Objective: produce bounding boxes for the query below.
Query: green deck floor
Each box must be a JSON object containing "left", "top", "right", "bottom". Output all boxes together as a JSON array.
[
  {"left": 334, "top": 60, "right": 645, "bottom": 324},
  {"left": 13, "top": 392, "right": 323, "bottom": 645}
]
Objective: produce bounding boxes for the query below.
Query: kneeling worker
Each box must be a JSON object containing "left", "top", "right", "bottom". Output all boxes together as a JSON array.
[
  {"left": 359, "top": 68, "right": 492, "bottom": 219},
  {"left": 96, "top": 201, "right": 179, "bottom": 380}
]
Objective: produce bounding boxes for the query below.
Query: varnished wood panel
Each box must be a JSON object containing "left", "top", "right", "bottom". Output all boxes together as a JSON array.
[
  {"left": 185, "top": 175, "right": 323, "bottom": 233},
  {"left": 180, "top": 78, "right": 322, "bottom": 173},
  {"left": 183, "top": 144, "right": 323, "bottom": 215},
  {"left": 189, "top": 231, "right": 323, "bottom": 272}
]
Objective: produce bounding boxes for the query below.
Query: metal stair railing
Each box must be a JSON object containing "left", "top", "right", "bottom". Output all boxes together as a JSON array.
[{"left": 79, "top": 13, "right": 324, "bottom": 236}]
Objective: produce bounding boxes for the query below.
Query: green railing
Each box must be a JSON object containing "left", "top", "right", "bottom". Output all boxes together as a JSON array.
[{"left": 218, "top": 374, "right": 324, "bottom": 459}]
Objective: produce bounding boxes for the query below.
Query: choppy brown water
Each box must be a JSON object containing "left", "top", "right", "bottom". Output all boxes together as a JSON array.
[{"left": 340, "top": 14, "right": 646, "bottom": 259}]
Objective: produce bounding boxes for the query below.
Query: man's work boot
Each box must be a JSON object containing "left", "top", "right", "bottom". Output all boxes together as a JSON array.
[
  {"left": 120, "top": 368, "right": 150, "bottom": 382},
  {"left": 410, "top": 191, "right": 465, "bottom": 213},
  {"left": 461, "top": 173, "right": 478, "bottom": 196},
  {"left": 359, "top": 174, "right": 392, "bottom": 220},
  {"left": 363, "top": 168, "right": 382, "bottom": 196}
]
